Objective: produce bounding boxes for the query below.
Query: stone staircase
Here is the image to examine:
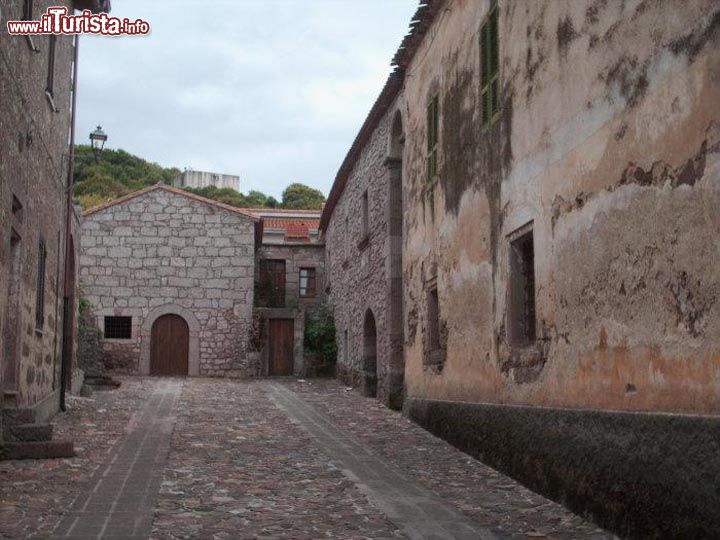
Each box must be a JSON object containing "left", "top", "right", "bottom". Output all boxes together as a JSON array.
[{"left": 1, "top": 392, "right": 74, "bottom": 460}]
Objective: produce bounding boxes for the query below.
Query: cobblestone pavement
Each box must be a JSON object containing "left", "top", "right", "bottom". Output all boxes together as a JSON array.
[
  {"left": 0, "top": 377, "right": 155, "bottom": 538},
  {"left": 1, "top": 377, "right": 614, "bottom": 539}
]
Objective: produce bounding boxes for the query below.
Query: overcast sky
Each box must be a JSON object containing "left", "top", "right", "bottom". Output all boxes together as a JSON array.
[{"left": 76, "top": 0, "right": 418, "bottom": 199}]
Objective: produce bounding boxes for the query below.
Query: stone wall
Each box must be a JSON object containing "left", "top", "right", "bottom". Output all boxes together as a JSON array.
[
  {"left": 80, "top": 186, "right": 257, "bottom": 377},
  {"left": 324, "top": 97, "right": 405, "bottom": 408},
  {"left": 256, "top": 244, "right": 325, "bottom": 309},
  {"left": 0, "top": 0, "right": 77, "bottom": 410},
  {"left": 399, "top": 0, "right": 720, "bottom": 414}
]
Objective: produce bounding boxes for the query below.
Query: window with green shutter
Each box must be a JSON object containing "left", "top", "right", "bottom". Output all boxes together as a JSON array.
[
  {"left": 427, "top": 94, "right": 439, "bottom": 183},
  {"left": 480, "top": 1, "right": 500, "bottom": 127}
]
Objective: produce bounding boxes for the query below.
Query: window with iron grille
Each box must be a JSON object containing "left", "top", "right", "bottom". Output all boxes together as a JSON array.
[
  {"left": 480, "top": 1, "right": 500, "bottom": 127},
  {"left": 47, "top": 34, "right": 57, "bottom": 97},
  {"left": 299, "top": 268, "right": 317, "bottom": 298},
  {"left": 426, "top": 94, "right": 439, "bottom": 183},
  {"left": 104, "top": 316, "right": 132, "bottom": 340},
  {"left": 35, "top": 238, "right": 47, "bottom": 330}
]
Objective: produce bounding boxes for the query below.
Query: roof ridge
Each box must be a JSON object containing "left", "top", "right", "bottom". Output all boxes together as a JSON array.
[{"left": 82, "top": 183, "right": 259, "bottom": 220}]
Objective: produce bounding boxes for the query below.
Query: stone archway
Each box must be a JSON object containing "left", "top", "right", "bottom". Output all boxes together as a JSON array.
[
  {"left": 140, "top": 304, "right": 200, "bottom": 376},
  {"left": 362, "top": 309, "right": 378, "bottom": 398}
]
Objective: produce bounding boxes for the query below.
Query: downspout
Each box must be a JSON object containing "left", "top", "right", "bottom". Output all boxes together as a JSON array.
[{"left": 60, "top": 34, "right": 80, "bottom": 412}]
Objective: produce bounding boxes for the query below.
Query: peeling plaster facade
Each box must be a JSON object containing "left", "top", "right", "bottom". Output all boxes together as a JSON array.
[
  {"left": 321, "top": 2, "right": 720, "bottom": 533},
  {"left": 396, "top": 0, "right": 720, "bottom": 415}
]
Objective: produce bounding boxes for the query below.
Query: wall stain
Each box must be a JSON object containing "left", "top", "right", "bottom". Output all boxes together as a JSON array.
[
  {"left": 551, "top": 135, "right": 714, "bottom": 227},
  {"left": 669, "top": 10, "right": 720, "bottom": 63}
]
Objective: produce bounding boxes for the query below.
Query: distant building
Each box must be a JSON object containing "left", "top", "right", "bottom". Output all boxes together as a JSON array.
[{"left": 174, "top": 169, "right": 240, "bottom": 191}]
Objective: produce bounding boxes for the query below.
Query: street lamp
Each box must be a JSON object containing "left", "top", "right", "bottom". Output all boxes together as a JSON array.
[{"left": 89, "top": 125, "right": 107, "bottom": 161}]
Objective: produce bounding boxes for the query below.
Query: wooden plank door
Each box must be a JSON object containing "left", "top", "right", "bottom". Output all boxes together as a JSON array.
[
  {"left": 150, "top": 314, "right": 189, "bottom": 376},
  {"left": 268, "top": 319, "right": 294, "bottom": 376}
]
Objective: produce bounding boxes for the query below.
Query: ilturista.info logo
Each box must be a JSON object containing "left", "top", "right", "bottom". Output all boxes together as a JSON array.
[{"left": 6, "top": 6, "right": 150, "bottom": 36}]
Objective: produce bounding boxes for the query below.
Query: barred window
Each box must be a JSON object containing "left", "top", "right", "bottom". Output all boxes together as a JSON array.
[
  {"left": 35, "top": 238, "right": 47, "bottom": 330},
  {"left": 104, "top": 316, "right": 132, "bottom": 340}
]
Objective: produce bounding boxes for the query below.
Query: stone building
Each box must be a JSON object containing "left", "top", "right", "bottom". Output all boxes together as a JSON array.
[
  {"left": 321, "top": 0, "right": 720, "bottom": 535},
  {"left": 80, "top": 184, "right": 259, "bottom": 377},
  {"left": 173, "top": 169, "right": 240, "bottom": 191},
  {"left": 319, "top": 81, "right": 405, "bottom": 409},
  {"left": 0, "top": 0, "right": 108, "bottom": 457},
  {"left": 253, "top": 208, "right": 325, "bottom": 376}
]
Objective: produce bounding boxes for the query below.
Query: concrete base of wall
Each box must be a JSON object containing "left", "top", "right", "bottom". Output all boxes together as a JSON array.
[
  {"left": 29, "top": 389, "right": 61, "bottom": 425},
  {"left": 71, "top": 369, "right": 84, "bottom": 395},
  {"left": 405, "top": 397, "right": 720, "bottom": 539}
]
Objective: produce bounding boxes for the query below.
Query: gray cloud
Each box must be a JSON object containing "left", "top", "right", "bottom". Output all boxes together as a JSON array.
[{"left": 76, "top": 0, "right": 418, "bottom": 198}]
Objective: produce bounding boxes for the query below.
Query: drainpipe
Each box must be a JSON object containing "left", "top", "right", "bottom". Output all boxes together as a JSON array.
[{"left": 60, "top": 35, "right": 80, "bottom": 412}]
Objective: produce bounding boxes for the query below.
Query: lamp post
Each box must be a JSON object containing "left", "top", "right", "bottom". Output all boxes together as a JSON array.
[{"left": 89, "top": 125, "right": 107, "bottom": 162}]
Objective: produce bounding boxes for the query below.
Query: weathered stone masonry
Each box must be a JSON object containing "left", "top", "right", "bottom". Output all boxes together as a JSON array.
[
  {"left": 323, "top": 92, "right": 405, "bottom": 409},
  {"left": 80, "top": 185, "right": 258, "bottom": 377},
  {"left": 0, "top": 0, "right": 80, "bottom": 417}
]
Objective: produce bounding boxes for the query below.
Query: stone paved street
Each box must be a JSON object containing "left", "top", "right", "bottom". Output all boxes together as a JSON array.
[{"left": 1, "top": 377, "right": 614, "bottom": 539}]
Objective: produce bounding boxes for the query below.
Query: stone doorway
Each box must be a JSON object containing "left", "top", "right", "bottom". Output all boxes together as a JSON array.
[
  {"left": 362, "top": 309, "right": 378, "bottom": 398},
  {"left": 150, "top": 314, "right": 189, "bottom": 376}
]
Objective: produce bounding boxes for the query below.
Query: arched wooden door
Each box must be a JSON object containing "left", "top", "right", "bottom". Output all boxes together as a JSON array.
[{"left": 150, "top": 314, "right": 189, "bottom": 376}]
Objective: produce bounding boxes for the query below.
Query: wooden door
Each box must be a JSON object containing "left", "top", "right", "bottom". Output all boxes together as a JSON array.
[
  {"left": 150, "top": 314, "right": 189, "bottom": 376},
  {"left": 268, "top": 319, "right": 294, "bottom": 376}
]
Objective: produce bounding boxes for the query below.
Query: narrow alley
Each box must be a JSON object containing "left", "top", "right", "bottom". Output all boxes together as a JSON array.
[{"left": 0, "top": 378, "right": 612, "bottom": 539}]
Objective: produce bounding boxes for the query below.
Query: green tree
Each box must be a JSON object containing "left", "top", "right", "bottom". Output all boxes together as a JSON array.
[{"left": 281, "top": 183, "right": 325, "bottom": 210}]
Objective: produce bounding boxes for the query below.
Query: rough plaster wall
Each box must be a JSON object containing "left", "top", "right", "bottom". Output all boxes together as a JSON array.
[
  {"left": 80, "top": 189, "right": 256, "bottom": 377},
  {"left": 402, "top": 0, "right": 720, "bottom": 413},
  {"left": 0, "top": 1, "right": 75, "bottom": 408},
  {"left": 325, "top": 103, "right": 397, "bottom": 403}
]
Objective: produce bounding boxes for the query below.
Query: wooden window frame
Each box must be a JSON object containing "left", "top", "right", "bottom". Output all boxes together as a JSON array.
[
  {"left": 480, "top": 1, "right": 500, "bottom": 128},
  {"left": 299, "top": 267, "right": 317, "bottom": 298},
  {"left": 46, "top": 34, "right": 57, "bottom": 98},
  {"left": 426, "top": 94, "right": 439, "bottom": 183}
]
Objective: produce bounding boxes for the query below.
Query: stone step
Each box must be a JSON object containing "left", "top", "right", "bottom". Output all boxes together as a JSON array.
[
  {"left": 2, "top": 407, "right": 34, "bottom": 426},
  {"left": 4, "top": 423, "right": 54, "bottom": 442},
  {"left": 0, "top": 440, "right": 74, "bottom": 461}
]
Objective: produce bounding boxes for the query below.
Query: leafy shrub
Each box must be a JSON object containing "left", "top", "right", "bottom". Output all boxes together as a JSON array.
[{"left": 304, "top": 303, "right": 337, "bottom": 367}]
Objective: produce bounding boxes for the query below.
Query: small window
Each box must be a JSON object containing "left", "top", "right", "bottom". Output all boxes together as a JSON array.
[
  {"left": 22, "top": 0, "right": 33, "bottom": 21},
  {"left": 299, "top": 268, "right": 317, "bottom": 298},
  {"left": 257, "top": 259, "right": 286, "bottom": 307},
  {"left": 361, "top": 190, "right": 369, "bottom": 239},
  {"left": 346, "top": 215, "right": 350, "bottom": 255},
  {"left": 46, "top": 35, "right": 57, "bottom": 97},
  {"left": 426, "top": 94, "right": 439, "bottom": 182},
  {"left": 480, "top": 1, "right": 500, "bottom": 127},
  {"left": 35, "top": 238, "right": 47, "bottom": 330},
  {"left": 104, "top": 316, "right": 132, "bottom": 340},
  {"left": 508, "top": 225, "right": 536, "bottom": 346}
]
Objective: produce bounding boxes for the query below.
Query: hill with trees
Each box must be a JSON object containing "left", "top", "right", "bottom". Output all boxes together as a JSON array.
[{"left": 73, "top": 145, "right": 325, "bottom": 211}]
